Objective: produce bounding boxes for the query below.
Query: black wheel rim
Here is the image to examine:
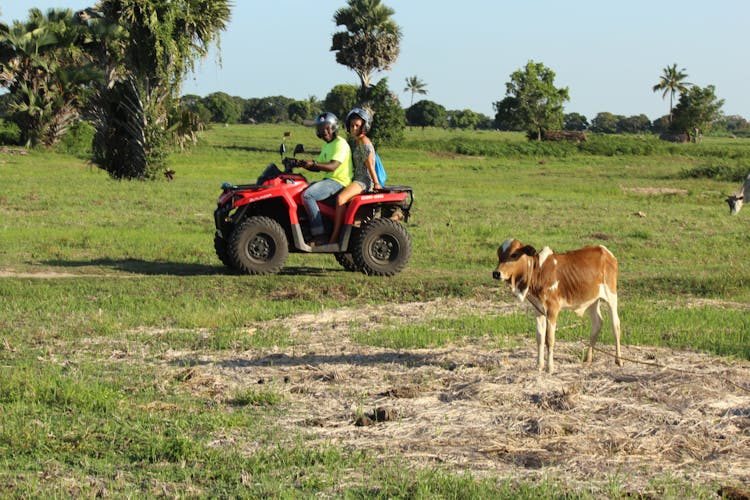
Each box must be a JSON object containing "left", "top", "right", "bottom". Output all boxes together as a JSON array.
[
  {"left": 247, "top": 234, "right": 274, "bottom": 261},
  {"left": 371, "top": 234, "right": 398, "bottom": 262}
]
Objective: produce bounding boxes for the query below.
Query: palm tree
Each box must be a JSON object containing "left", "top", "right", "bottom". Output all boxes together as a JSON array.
[
  {"left": 87, "top": 0, "right": 231, "bottom": 179},
  {"left": 403, "top": 75, "right": 427, "bottom": 106},
  {"left": 0, "top": 8, "right": 100, "bottom": 147},
  {"left": 652, "top": 63, "right": 692, "bottom": 122},
  {"left": 331, "top": 0, "right": 402, "bottom": 90}
]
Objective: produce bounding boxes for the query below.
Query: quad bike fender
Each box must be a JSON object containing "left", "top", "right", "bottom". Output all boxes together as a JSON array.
[
  {"left": 231, "top": 183, "right": 306, "bottom": 224},
  {"left": 343, "top": 190, "right": 412, "bottom": 225}
]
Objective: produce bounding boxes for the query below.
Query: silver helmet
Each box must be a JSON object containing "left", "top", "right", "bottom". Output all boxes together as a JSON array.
[
  {"left": 346, "top": 107, "right": 372, "bottom": 134},
  {"left": 314, "top": 112, "right": 339, "bottom": 139}
]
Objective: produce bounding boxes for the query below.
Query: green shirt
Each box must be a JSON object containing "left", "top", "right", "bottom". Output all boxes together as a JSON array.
[{"left": 316, "top": 136, "right": 353, "bottom": 187}]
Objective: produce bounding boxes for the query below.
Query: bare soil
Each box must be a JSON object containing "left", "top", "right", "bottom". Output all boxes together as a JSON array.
[
  {"left": 621, "top": 186, "right": 689, "bottom": 196},
  {"left": 162, "top": 297, "right": 750, "bottom": 496}
]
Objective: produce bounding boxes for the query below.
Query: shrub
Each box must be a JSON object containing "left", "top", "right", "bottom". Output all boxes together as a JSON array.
[
  {"left": 578, "top": 134, "right": 662, "bottom": 156},
  {"left": 679, "top": 163, "right": 748, "bottom": 182},
  {"left": 55, "top": 120, "right": 95, "bottom": 157},
  {"left": 360, "top": 78, "right": 405, "bottom": 147},
  {"left": 0, "top": 118, "right": 21, "bottom": 145},
  {"left": 402, "top": 129, "right": 750, "bottom": 162}
]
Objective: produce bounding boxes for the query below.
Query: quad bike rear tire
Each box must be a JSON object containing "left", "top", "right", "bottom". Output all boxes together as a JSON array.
[
  {"left": 352, "top": 218, "right": 411, "bottom": 276},
  {"left": 334, "top": 252, "right": 361, "bottom": 272},
  {"left": 229, "top": 216, "right": 289, "bottom": 275}
]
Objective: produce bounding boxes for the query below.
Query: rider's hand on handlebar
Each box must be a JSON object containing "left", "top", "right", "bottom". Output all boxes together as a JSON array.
[
  {"left": 302, "top": 160, "right": 321, "bottom": 171},
  {"left": 282, "top": 158, "right": 306, "bottom": 171}
]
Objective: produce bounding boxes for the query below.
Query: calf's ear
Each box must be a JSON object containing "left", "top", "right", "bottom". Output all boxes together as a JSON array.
[{"left": 510, "top": 245, "right": 537, "bottom": 260}]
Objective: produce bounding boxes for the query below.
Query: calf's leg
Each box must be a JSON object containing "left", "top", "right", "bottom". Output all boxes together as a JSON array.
[
  {"left": 606, "top": 295, "right": 623, "bottom": 366},
  {"left": 545, "top": 307, "right": 559, "bottom": 374},
  {"left": 586, "top": 301, "right": 603, "bottom": 363},
  {"left": 534, "top": 313, "right": 546, "bottom": 371}
]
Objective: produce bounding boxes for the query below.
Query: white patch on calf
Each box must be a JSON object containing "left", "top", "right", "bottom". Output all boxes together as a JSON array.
[
  {"left": 511, "top": 277, "right": 528, "bottom": 302},
  {"left": 512, "top": 286, "right": 528, "bottom": 302},
  {"left": 538, "top": 247, "right": 553, "bottom": 266}
]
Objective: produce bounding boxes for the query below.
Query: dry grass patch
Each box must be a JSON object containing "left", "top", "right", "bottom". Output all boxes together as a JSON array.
[
  {"left": 622, "top": 186, "right": 689, "bottom": 196},
  {"left": 154, "top": 298, "right": 750, "bottom": 495}
]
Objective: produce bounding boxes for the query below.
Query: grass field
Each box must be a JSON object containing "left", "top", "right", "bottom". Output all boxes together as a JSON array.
[{"left": 1, "top": 125, "right": 749, "bottom": 498}]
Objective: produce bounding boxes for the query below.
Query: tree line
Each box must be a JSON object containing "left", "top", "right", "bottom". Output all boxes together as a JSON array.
[
  {"left": 1, "top": 1, "right": 747, "bottom": 180},
  {"left": 491, "top": 60, "right": 741, "bottom": 142}
]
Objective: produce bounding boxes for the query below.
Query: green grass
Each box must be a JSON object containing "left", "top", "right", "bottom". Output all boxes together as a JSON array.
[
  {"left": 353, "top": 313, "right": 529, "bottom": 350},
  {"left": 0, "top": 124, "right": 748, "bottom": 497}
]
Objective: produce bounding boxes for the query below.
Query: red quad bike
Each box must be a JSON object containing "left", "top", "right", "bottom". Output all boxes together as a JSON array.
[{"left": 214, "top": 141, "right": 414, "bottom": 276}]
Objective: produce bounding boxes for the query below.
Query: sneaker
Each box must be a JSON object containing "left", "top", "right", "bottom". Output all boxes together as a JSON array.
[{"left": 308, "top": 235, "right": 328, "bottom": 247}]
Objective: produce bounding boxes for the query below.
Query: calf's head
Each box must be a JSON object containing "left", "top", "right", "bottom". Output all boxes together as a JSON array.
[
  {"left": 492, "top": 238, "right": 537, "bottom": 283},
  {"left": 726, "top": 193, "right": 743, "bottom": 215}
]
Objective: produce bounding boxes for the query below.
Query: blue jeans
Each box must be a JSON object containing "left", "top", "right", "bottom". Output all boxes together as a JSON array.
[{"left": 302, "top": 178, "right": 344, "bottom": 236}]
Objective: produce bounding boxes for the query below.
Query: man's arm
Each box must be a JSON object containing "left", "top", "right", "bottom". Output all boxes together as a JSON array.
[{"left": 302, "top": 159, "right": 340, "bottom": 172}]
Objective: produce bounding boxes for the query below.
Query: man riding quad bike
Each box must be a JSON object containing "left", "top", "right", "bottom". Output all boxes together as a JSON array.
[{"left": 213, "top": 138, "right": 413, "bottom": 276}]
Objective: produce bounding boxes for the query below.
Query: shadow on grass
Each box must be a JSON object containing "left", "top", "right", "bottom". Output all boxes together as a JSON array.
[
  {"left": 175, "top": 350, "right": 439, "bottom": 370},
  {"left": 279, "top": 266, "right": 345, "bottom": 276},
  {"left": 217, "top": 145, "right": 276, "bottom": 154},
  {"left": 40, "top": 259, "right": 343, "bottom": 277},
  {"left": 173, "top": 345, "right": 535, "bottom": 371},
  {"left": 41, "top": 258, "right": 224, "bottom": 276},
  {"left": 216, "top": 145, "right": 321, "bottom": 155}
]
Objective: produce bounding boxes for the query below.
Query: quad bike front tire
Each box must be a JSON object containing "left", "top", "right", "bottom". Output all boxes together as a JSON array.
[
  {"left": 229, "top": 216, "right": 289, "bottom": 275},
  {"left": 214, "top": 233, "right": 237, "bottom": 269},
  {"left": 352, "top": 218, "right": 412, "bottom": 276}
]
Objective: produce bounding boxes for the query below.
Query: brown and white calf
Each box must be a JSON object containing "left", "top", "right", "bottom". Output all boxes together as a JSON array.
[
  {"left": 726, "top": 174, "right": 750, "bottom": 215},
  {"left": 492, "top": 239, "right": 623, "bottom": 373}
]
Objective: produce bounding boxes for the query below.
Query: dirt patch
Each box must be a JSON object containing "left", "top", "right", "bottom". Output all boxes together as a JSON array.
[
  {"left": 158, "top": 298, "right": 750, "bottom": 495},
  {"left": 622, "top": 186, "right": 689, "bottom": 196},
  {"left": 0, "top": 270, "right": 82, "bottom": 279},
  {"left": 0, "top": 269, "right": 121, "bottom": 279},
  {"left": 685, "top": 298, "right": 750, "bottom": 310}
]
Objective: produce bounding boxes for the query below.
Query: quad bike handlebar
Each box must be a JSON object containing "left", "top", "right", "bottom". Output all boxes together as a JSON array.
[{"left": 281, "top": 157, "right": 307, "bottom": 172}]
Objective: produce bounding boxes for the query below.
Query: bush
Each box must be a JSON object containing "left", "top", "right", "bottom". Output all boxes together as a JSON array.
[
  {"left": 0, "top": 118, "right": 21, "bottom": 145},
  {"left": 578, "top": 134, "right": 662, "bottom": 156},
  {"left": 55, "top": 120, "right": 95, "bottom": 157},
  {"left": 679, "top": 163, "right": 748, "bottom": 182},
  {"left": 401, "top": 129, "right": 750, "bottom": 162}
]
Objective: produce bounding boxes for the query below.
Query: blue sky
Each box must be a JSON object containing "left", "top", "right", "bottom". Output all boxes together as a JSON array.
[{"left": 3, "top": 1, "right": 748, "bottom": 121}]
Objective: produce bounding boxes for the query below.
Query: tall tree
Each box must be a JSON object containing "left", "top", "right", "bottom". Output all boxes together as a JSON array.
[
  {"left": 403, "top": 75, "right": 427, "bottom": 106},
  {"left": 0, "top": 8, "right": 101, "bottom": 147},
  {"left": 493, "top": 60, "right": 569, "bottom": 141},
  {"left": 589, "top": 112, "right": 620, "bottom": 134},
  {"left": 323, "top": 83, "right": 359, "bottom": 121},
  {"left": 652, "top": 63, "right": 692, "bottom": 123},
  {"left": 405, "top": 99, "right": 446, "bottom": 128},
  {"left": 563, "top": 112, "right": 589, "bottom": 131},
  {"left": 331, "top": 0, "right": 401, "bottom": 90},
  {"left": 360, "top": 77, "right": 404, "bottom": 146},
  {"left": 86, "top": 0, "right": 231, "bottom": 179},
  {"left": 671, "top": 84, "right": 724, "bottom": 141}
]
